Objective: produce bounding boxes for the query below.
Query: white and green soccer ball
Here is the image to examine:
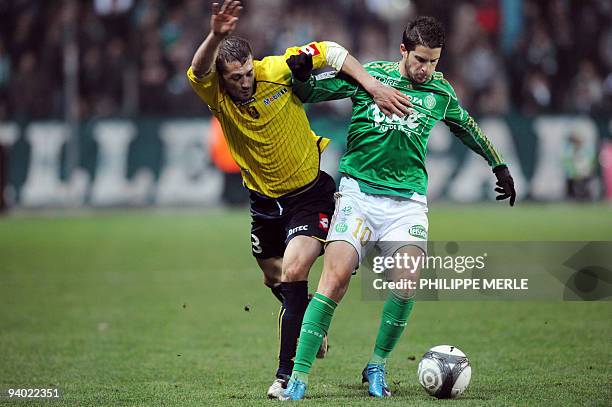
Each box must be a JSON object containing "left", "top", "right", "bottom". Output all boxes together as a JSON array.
[{"left": 417, "top": 345, "right": 471, "bottom": 399}]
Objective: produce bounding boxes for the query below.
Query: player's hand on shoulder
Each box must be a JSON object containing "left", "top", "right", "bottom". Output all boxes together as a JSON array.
[
  {"left": 493, "top": 165, "right": 516, "bottom": 206},
  {"left": 370, "top": 82, "right": 413, "bottom": 118},
  {"left": 286, "top": 53, "right": 314, "bottom": 82},
  {"left": 211, "top": 0, "right": 243, "bottom": 37}
]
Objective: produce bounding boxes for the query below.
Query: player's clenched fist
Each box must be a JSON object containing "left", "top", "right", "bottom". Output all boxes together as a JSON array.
[
  {"left": 286, "top": 53, "right": 313, "bottom": 82},
  {"left": 211, "top": 0, "right": 243, "bottom": 37},
  {"left": 493, "top": 165, "right": 516, "bottom": 206}
]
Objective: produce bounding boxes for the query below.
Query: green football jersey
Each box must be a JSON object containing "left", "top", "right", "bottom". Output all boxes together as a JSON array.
[{"left": 293, "top": 61, "right": 505, "bottom": 199}]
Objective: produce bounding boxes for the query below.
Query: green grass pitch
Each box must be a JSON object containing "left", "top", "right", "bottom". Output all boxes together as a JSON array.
[{"left": 1, "top": 204, "right": 611, "bottom": 406}]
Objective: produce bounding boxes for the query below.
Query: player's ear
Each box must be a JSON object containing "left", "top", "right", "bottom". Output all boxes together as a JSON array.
[{"left": 400, "top": 43, "right": 408, "bottom": 58}]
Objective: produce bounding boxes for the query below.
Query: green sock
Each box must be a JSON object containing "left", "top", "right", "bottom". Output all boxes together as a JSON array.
[
  {"left": 291, "top": 370, "right": 309, "bottom": 384},
  {"left": 291, "top": 292, "right": 337, "bottom": 383},
  {"left": 369, "top": 353, "right": 387, "bottom": 366},
  {"left": 370, "top": 293, "right": 415, "bottom": 363}
]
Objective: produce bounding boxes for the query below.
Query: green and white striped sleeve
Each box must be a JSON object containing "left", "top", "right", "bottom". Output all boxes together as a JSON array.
[
  {"left": 443, "top": 89, "right": 505, "bottom": 168},
  {"left": 292, "top": 72, "right": 359, "bottom": 104}
]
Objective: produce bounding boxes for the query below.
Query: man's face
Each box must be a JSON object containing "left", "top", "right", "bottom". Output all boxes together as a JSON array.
[
  {"left": 401, "top": 44, "right": 441, "bottom": 83},
  {"left": 220, "top": 56, "right": 255, "bottom": 103}
]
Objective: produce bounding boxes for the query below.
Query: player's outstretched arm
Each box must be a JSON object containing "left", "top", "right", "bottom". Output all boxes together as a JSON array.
[
  {"left": 451, "top": 121, "right": 517, "bottom": 206},
  {"left": 340, "top": 54, "right": 412, "bottom": 118},
  {"left": 450, "top": 119, "right": 516, "bottom": 206},
  {"left": 443, "top": 90, "right": 516, "bottom": 206},
  {"left": 287, "top": 53, "right": 360, "bottom": 103},
  {"left": 191, "top": 0, "right": 243, "bottom": 77},
  {"left": 287, "top": 42, "right": 411, "bottom": 117}
]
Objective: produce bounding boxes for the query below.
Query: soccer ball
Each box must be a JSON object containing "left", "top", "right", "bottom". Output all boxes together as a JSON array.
[{"left": 417, "top": 345, "right": 471, "bottom": 399}]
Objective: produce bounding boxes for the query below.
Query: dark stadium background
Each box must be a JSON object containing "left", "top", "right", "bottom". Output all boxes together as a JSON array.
[
  {"left": 0, "top": 1, "right": 610, "bottom": 406},
  {"left": 0, "top": 0, "right": 610, "bottom": 208}
]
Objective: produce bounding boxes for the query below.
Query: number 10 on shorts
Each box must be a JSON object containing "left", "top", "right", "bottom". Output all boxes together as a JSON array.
[{"left": 352, "top": 218, "right": 372, "bottom": 247}]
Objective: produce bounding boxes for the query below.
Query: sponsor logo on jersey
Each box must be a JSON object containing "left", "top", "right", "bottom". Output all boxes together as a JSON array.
[
  {"left": 319, "top": 213, "right": 329, "bottom": 231},
  {"left": 374, "top": 74, "right": 411, "bottom": 89},
  {"left": 263, "top": 88, "right": 288, "bottom": 105},
  {"left": 370, "top": 104, "right": 425, "bottom": 132},
  {"left": 314, "top": 71, "right": 336, "bottom": 81},
  {"left": 288, "top": 225, "right": 309, "bottom": 236},
  {"left": 299, "top": 43, "right": 321, "bottom": 56},
  {"left": 377, "top": 75, "right": 401, "bottom": 88},
  {"left": 408, "top": 225, "right": 427, "bottom": 239},
  {"left": 404, "top": 93, "right": 436, "bottom": 111},
  {"left": 335, "top": 222, "right": 348, "bottom": 233}
]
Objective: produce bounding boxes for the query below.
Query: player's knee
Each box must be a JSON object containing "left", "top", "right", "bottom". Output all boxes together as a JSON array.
[
  {"left": 281, "top": 257, "right": 311, "bottom": 282},
  {"left": 257, "top": 258, "right": 282, "bottom": 285},
  {"left": 263, "top": 273, "right": 280, "bottom": 287},
  {"left": 318, "top": 269, "right": 351, "bottom": 302},
  {"left": 324, "top": 254, "right": 353, "bottom": 280},
  {"left": 318, "top": 277, "right": 348, "bottom": 303}
]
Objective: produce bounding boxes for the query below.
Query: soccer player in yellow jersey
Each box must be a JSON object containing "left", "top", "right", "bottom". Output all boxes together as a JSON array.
[{"left": 187, "top": 0, "right": 412, "bottom": 398}]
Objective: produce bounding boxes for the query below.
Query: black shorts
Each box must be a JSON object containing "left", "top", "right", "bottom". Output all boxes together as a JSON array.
[{"left": 250, "top": 171, "right": 336, "bottom": 259}]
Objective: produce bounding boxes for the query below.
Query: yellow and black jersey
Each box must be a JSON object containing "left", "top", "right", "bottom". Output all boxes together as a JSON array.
[{"left": 188, "top": 41, "right": 346, "bottom": 198}]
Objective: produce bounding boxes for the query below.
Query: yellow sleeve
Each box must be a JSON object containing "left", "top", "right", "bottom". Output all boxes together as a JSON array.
[
  {"left": 255, "top": 40, "right": 353, "bottom": 90},
  {"left": 255, "top": 41, "right": 331, "bottom": 85},
  {"left": 283, "top": 41, "right": 330, "bottom": 70},
  {"left": 186, "top": 66, "right": 220, "bottom": 110},
  {"left": 256, "top": 41, "right": 351, "bottom": 85}
]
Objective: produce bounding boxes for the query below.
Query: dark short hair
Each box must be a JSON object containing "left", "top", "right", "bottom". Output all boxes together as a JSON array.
[
  {"left": 215, "top": 36, "right": 253, "bottom": 74},
  {"left": 402, "top": 16, "right": 445, "bottom": 52}
]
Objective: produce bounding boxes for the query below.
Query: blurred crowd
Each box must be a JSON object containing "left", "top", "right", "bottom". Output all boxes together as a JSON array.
[{"left": 0, "top": 0, "right": 610, "bottom": 120}]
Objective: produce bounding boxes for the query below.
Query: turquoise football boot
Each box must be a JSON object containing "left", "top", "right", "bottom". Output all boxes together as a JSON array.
[
  {"left": 361, "top": 363, "right": 391, "bottom": 397},
  {"left": 280, "top": 378, "right": 307, "bottom": 401}
]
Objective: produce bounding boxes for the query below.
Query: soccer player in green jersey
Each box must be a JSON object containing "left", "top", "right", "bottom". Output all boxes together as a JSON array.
[{"left": 281, "top": 16, "right": 516, "bottom": 400}]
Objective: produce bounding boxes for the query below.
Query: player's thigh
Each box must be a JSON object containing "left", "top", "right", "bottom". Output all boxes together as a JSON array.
[
  {"left": 385, "top": 244, "right": 424, "bottom": 299},
  {"left": 281, "top": 235, "right": 323, "bottom": 282},
  {"left": 317, "top": 240, "right": 359, "bottom": 303},
  {"left": 280, "top": 171, "right": 335, "bottom": 281}
]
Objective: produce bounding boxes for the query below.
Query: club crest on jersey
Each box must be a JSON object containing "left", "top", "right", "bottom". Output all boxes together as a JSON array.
[
  {"left": 335, "top": 222, "right": 348, "bottom": 233},
  {"left": 404, "top": 93, "right": 436, "bottom": 110},
  {"left": 245, "top": 106, "right": 260, "bottom": 119},
  {"left": 298, "top": 43, "right": 321, "bottom": 56},
  {"left": 424, "top": 93, "right": 437, "bottom": 109}
]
